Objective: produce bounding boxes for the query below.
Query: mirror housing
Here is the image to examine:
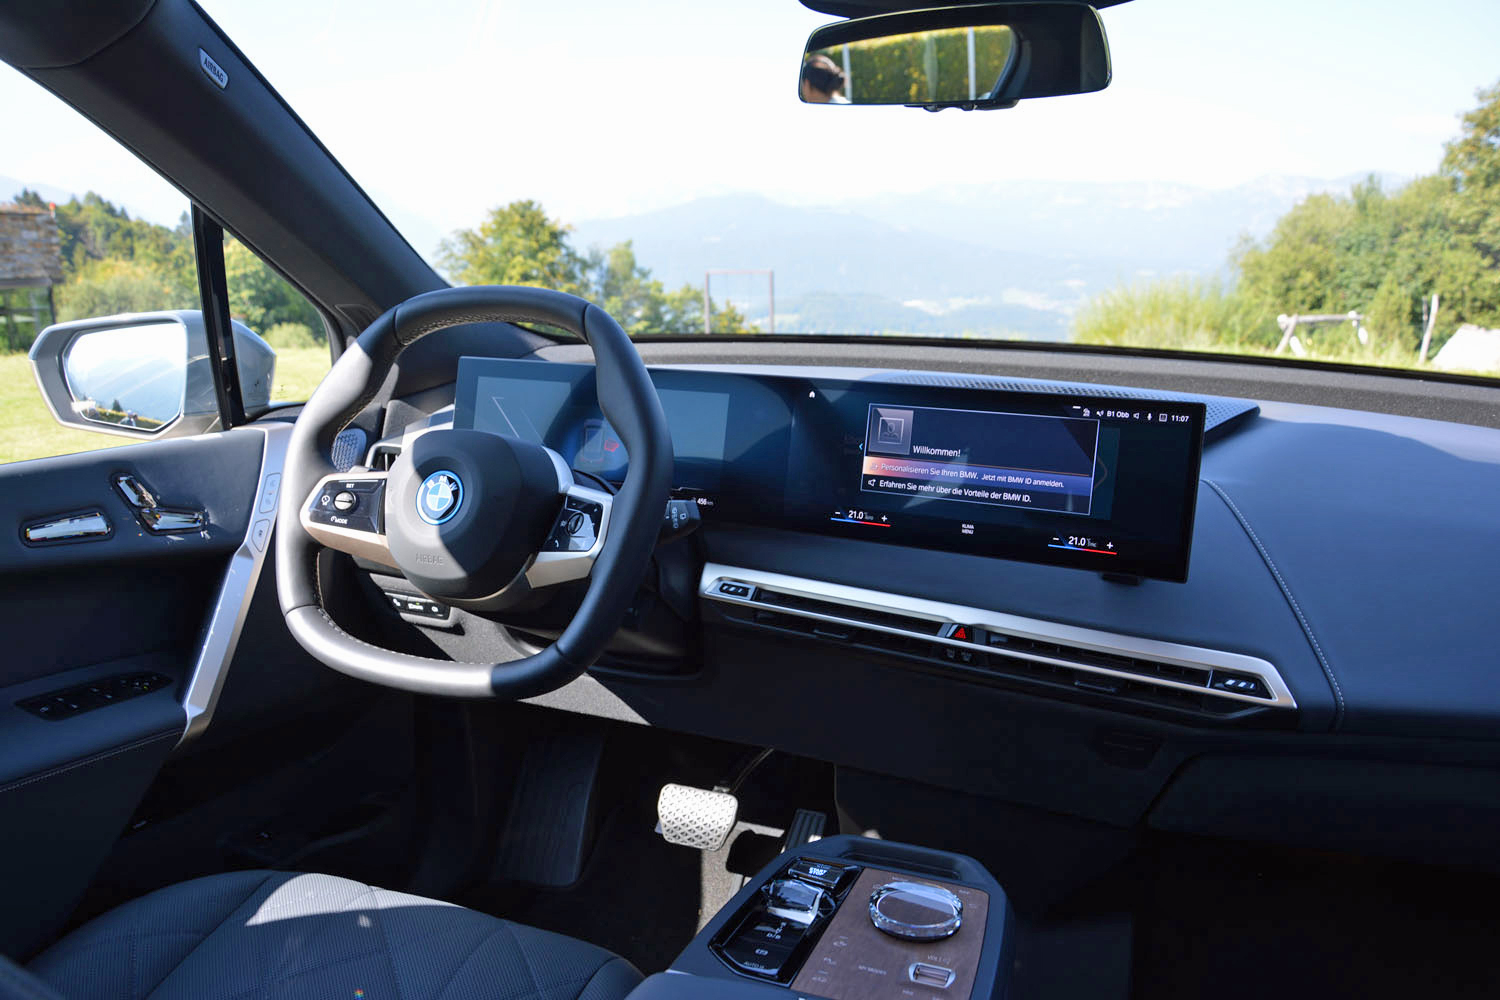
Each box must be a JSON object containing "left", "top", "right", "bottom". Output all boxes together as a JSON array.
[
  {"left": 28, "top": 310, "right": 277, "bottom": 439},
  {"left": 801, "top": 2, "right": 1110, "bottom": 111}
]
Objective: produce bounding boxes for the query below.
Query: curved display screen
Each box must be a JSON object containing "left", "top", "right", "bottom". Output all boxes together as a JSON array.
[{"left": 454, "top": 358, "right": 1205, "bottom": 582}]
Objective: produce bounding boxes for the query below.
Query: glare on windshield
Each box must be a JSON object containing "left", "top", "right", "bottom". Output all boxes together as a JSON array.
[{"left": 3, "top": 0, "right": 1499, "bottom": 379}]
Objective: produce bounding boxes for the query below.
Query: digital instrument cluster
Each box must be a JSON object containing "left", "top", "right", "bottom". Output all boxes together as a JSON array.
[{"left": 454, "top": 359, "right": 1205, "bottom": 581}]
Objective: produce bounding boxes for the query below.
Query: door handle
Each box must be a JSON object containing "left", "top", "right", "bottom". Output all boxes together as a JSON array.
[{"left": 22, "top": 510, "right": 113, "bottom": 545}]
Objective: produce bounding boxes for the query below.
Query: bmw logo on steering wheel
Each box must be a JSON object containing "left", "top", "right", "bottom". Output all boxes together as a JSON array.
[{"left": 417, "top": 470, "right": 463, "bottom": 525}]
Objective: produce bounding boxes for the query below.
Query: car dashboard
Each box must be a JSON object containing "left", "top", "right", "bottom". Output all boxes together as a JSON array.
[{"left": 335, "top": 345, "right": 1500, "bottom": 861}]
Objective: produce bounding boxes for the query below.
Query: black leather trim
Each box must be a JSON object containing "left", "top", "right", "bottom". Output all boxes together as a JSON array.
[{"left": 1203, "top": 479, "right": 1344, "bottom": 728}]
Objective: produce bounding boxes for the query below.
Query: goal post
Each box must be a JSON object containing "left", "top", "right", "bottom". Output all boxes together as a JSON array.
[{"left": 703, "top": 268, "right": 774, "bottom": 334}]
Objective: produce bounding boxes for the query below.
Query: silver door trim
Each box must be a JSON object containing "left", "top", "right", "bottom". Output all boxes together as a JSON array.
[{"left": 178, "top": 422, "right": 292, "bottom": 745}]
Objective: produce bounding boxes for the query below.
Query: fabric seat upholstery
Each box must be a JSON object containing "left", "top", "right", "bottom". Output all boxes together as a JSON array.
[{"left": 27, "top": 871, "right": 642, "bottom": 1000}]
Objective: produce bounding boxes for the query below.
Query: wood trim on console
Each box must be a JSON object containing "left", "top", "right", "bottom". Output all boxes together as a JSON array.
[{"left": 791, "top": 866, "right": 990, "bottom": 1000}]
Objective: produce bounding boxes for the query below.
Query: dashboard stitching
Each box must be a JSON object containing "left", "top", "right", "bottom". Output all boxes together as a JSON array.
[{"left": 1203, "top": 478, "right": 1344, "bottom": 726}]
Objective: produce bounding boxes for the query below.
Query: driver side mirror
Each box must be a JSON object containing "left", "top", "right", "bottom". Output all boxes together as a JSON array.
[
  {"left": 28, "top": 310, "right": 277, "bottom": 439},
  {"left": 800, "top": 2, "right": 1110, "bottom": 111}
]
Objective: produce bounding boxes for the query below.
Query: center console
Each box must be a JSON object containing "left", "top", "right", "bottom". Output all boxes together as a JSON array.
[{"left": 650, "top": 835, "right": 1014, "bottom": 1000}]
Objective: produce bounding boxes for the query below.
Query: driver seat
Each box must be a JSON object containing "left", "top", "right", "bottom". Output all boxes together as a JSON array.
[{"left": 20, "top": 871, "right": 642, "bottom": 1000}]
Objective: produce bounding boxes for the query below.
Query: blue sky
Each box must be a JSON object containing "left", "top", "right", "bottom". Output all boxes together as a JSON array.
[{"left": 4, "top": 0, "right": 1498, "bottom": 258}]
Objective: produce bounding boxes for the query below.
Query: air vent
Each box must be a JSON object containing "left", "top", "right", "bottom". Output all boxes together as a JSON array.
[{"left": 701, "top": 564, "right": 1296, "bottom": 723}]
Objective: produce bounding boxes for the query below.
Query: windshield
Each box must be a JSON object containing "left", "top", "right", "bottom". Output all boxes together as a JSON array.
[{"left": 8, "top": 0, "right": 1500, "bottom": 381}]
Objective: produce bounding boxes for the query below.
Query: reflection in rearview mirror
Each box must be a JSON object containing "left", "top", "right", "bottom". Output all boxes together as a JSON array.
[
  {"left": 803, "top": 26, "right": 1017, "bottom": 107},
  {"left": 800, "top": 3, "right": 1110, "bottom": 111},
  {"left": 62, "top": 322, "right": 187, "bottom": 432}
]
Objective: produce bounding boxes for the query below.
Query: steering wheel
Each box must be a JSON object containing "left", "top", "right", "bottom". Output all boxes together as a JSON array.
[{"left": 274, "top": 286, "right": 672, "bottom": 699}]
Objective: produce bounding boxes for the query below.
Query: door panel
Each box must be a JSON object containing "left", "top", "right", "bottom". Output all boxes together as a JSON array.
[{"left": 0, "top": 425, "right": 280, "bottom": 957}]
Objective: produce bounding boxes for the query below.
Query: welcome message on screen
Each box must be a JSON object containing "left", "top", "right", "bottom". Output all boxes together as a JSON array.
[{"left": 860, "top": 404, "right": 1100, "bottom": 515}]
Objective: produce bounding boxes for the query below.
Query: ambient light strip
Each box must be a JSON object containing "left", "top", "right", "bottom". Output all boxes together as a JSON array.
[{"left": 699, "top": 563, "right": 1297, "bottom": 710}]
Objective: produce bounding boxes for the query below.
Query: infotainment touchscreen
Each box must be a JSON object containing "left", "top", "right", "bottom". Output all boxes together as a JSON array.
[{"left": 455, "top": 359, "right": 1206, "bottom": 582}]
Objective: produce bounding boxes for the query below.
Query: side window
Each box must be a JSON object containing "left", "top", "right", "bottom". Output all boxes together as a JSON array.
[
  {"left": 1, "top": 189, "right": 198, "bottom": 466},
  {"left": 222, "top": 233, "right": 331, "bottom": 405},
  {"left": 1, "top": 63, "right": 330, "bottom": 467}
]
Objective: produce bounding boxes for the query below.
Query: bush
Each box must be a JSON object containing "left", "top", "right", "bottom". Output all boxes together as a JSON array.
[
  {"left": 1364, "top": 273, "right": 1416, "bottom": 345},
  {"left": 1072, "top": 277, "right": 1268, "bottom": 354},
  {"left": 1072, "top": 275, "right": 1420, "bottom": 369},
  {"left": 54, "top": 258, "right": 194, "bottom": 323},
  {"left": 261, "top": 322, "right": 322, "bottom": 350}
]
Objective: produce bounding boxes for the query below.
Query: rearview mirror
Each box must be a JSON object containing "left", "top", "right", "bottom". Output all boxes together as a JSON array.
[
  {"left": 801, "top": 2, "right": 1110, "bottom": 111},
  {"left": 28, "top": 310, "right": 277, "bottom": 439}
]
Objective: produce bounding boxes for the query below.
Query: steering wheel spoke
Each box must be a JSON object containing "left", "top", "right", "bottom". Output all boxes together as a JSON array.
[
  {"left": 529, "top": 481, "right": 613, "bottom": 588},
  {"left": 299, "top": 471, "right": 397, "bottom": 569}
]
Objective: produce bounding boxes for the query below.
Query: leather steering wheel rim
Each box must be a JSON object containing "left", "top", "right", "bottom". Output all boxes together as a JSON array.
[{"left": 274, "top": 285, "right": 673, "bottom": 699}]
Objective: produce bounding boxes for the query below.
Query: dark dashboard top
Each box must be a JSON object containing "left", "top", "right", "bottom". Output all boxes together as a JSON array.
[{"left": 468, "top": 347, "right": 1500, "bottom": 742}]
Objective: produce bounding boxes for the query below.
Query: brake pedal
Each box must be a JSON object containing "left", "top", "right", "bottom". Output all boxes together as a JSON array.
[{"left": 657, "top": 783, "right": 739, "bottom": 851}]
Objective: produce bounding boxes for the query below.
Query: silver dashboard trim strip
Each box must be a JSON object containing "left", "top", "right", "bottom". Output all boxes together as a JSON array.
[
  {"left": 178, "top": 423, "right": 292, "bottom": 746},
  {"left": 699, "top": 563, "right": 1297, "bottom": 710}
]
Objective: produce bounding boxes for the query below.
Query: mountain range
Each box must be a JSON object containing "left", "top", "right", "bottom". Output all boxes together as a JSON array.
[
  {"left": 6, "top": 171, "right": 1405, "bottom": 339},
  {"left": 572, "top": 174, "right": 1406, "bottom": 338}
]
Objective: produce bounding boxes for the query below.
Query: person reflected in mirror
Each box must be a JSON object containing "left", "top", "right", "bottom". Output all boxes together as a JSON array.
[{"left": 801, "top": 54, "right": 850, "bottom": 104}]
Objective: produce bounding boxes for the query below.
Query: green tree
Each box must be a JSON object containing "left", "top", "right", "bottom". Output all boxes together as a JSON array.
[
  {"left": 1365, "top": 272, "right": 1414, "bottom": 345},
  {"left": 49, "top": 192, "right": 193, "bottom": 290},
  {"left": 438, "top": 200, "right": 590, "bottom": 294},
  {"left": 659, "top": 283, "right": 755, "bottom": 334},
  {"left": 1441, "top": 79, "right": 1500, "bottom": 329},
  {"left": 1237, "top": 192, "right": 1354, "bottom": 323},
  {"left": 441, "top": 200, "right": 759, "bottom": 335},
  {"left": 7, "top": 187, "right": 327, "bottom": 348},
  {"left": 1076, "top": 80, "right": 1500, "bottom": 367},
  {"left": 586, "top": 241, "right": 671, "bottom": 336},
  {"left": 223, "top": 237, "right": 323, "bottom": 337},
  {"left": 54, "top": 258, "right": 195, "bottom": 322}
]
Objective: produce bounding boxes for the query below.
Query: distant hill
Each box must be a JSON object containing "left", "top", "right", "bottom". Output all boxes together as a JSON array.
[
  {"left": 573, "top": 174, "right": 1407, "bottom": 338},
  {"left": 7, "top": 171, "right": 1408, "bottom": 340},
  {"left": 0, "top": 175, "right": 75, "bottom": 209}
]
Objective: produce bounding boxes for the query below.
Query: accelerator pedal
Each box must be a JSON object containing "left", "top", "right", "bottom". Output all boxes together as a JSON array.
[{"left": 657, "top": 783, "right": 739, "bottom": 851}]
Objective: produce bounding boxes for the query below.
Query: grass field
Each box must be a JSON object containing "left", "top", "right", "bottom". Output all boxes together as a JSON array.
[
  {"left": 267, "top": 347, "right": 332, "bottom": 404},
  {"left": 1069, "top": 279, "right": 1500, "bottom": 374},
  {"left": 1, "top": 347, "right": 331, "bottom": 465}
]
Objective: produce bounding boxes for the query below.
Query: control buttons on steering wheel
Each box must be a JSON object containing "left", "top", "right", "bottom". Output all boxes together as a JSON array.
[
  {"left": 306, "top": 477, "right": 385, "bottom": 534},
  {"left": 545, "top": 495, "right": 603, "bottom": 552}
]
